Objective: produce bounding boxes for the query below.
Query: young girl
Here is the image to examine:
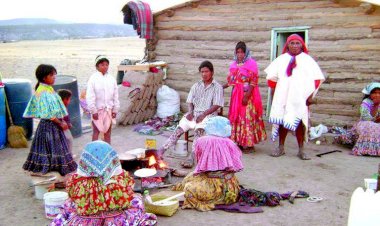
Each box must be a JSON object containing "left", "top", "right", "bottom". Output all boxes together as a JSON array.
[
  {"left": 23, "top": 64, "right": 77, "bottom": 176},
  {"left": 57, "top": 89, "right": 74, "bottom": 157},
  {"left": 86, "top": 55, "right": 119, "bottom": 144}
]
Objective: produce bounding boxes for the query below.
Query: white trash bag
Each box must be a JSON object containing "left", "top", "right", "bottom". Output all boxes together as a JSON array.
[{"left": 156, "top": 85, "right": 180, "bottom": 118}]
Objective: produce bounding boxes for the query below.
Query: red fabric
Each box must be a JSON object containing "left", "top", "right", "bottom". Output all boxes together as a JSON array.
[
  {"left": 315, "top": 80, "right": 321, "bottom": 89},
  {"left": 282, "top": 34, "right": 308, "bottom": 54},
  {"left": 267, "top": 80, "right": 277, "bottom": 89}
]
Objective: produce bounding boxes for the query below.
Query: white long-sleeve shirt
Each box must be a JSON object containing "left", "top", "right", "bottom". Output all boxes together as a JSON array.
[{"left": 86, "top": 71, "right": 120, "bottom": 114}]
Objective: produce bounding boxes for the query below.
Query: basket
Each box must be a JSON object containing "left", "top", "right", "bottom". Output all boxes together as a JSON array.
[{"left": 144, "top": 195, "right": 179, "bottom": 217}]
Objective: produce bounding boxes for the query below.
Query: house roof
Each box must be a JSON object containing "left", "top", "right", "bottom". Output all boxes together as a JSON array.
[{"left": 153, "top": 0, "right": 379, "bottom": 16}]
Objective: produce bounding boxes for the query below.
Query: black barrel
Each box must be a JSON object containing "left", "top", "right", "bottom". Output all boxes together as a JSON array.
[
  {"left": 3, "top": 79, "right": 33, "bottom": 140},
  {"left": 53, "top": 75, "right": 82, "bottom": 138}
]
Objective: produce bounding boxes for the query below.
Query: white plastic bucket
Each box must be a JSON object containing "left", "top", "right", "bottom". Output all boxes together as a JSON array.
[
  {"left": 43, "top": 191, "right": 68, "bottom": 219},
  {"left": 174, "top": 140, "right": 188, "bottom": 157},
  {"left": 35, "top": 184, "right": 49, "bottom": 200}
]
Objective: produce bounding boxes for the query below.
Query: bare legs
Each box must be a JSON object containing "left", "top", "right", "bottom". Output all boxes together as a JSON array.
[
  {"left": 271, "top": 124, "right": 310, "bottom": 160},
  {"left": 91, "top": 121, "right": 112, "bottom": 144}
]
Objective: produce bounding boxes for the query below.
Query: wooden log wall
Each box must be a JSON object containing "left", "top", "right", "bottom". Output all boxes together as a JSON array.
[{"left": 152, "top": 0, "right": 380, "bottom": 127}]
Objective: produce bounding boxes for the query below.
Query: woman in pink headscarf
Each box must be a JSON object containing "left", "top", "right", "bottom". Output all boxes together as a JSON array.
[
  {"left": 224, "top": 41, "right": 267, "bottom": 152},
  {"left": 265, "top": 34, "right": 325, "bottom": 160}
]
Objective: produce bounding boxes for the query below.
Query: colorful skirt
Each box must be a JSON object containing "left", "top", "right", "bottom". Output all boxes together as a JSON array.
[
  {"left": 352, "top": 121, "right": 380, "bottom": 156},
  {"left": 172, "top": 171, "right": 240, "bottom": 211},
  {"left": 194, "top": 136, "right": 243, "bottom": 174},
  {"left": 22, "top": 119, "right": 77, "bottom": 176},
  {"left": 50, "top": 195, "right": 157, "bottom": 226},
  {"left": 230, "top": 100, "right": 267, "bottom": 147}
]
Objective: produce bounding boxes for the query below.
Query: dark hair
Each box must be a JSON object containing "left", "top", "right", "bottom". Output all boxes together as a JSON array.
[
  {"left": 57, "top": 89, "right": 72, "bottom": 100},
  {"left": 363, "top": 87, "right": 380, "bottom": 100},
  {"left": 198, "top": 60, "right": 214, "bottom": 73},
  {"left": 35, "top": 64, "right": 57, "bottom": 90},
  {"left": 235, "top": 41, "right": 246, "bottom": 53},
  {"left": 95, "top": 55, "right": 110, "bottom": 67}
]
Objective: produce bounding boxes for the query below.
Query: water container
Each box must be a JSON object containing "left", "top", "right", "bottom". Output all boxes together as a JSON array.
[
  {"left": 43, "top": 191, "right": 69, "bottom": 219},
  {"left": 0, "top": 85, "right": 6, "bottom": 149},
  {"left": 53, "top": 75, "right": 82, "bottom": 138},
  {"left": 3, "top": 79, "right": 33, "bottom": 140}
]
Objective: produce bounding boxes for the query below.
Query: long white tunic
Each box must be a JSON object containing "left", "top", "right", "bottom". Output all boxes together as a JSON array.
[
  {"left": 265, "top": 52, "right": 325, "bottom": 141},
  {"left": 86, "top": 71, "right": 120, "bottom": 114}
]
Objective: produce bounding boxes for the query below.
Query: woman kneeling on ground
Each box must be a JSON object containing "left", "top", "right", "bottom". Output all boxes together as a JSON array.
[
  {"left": 50, "top": 140, "right": 157, "bottom": 226},
  {"left": 172, "top": 117, "right": 243, "bottom": 211}
]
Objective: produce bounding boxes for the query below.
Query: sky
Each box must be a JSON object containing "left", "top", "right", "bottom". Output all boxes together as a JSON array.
[{"left": 0, "top": 0, "right": 189, "bottom": 24}]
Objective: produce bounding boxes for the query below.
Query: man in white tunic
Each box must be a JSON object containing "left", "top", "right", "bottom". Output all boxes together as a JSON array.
[
  {"left": 265, "top": 34, "right": 325, "bottom": 160},
  {"left": 157, "top": 60, "right": 224, "bottom": 168}
]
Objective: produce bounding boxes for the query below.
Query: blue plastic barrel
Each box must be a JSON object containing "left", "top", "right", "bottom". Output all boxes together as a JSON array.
[
  {"left": 53, "top": 75, "right": 82, "bottom": 138},
  {"left": 0, "top": 86, "right": 6, "bottom": 149},
  {"left": 3, "top": 79, "right": 33, "bottom": 140}
]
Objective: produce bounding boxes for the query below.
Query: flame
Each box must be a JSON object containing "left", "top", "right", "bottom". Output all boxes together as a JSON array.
[
  {"left": 148, "top": 155, "right": 157, "bottom": 166},
  {"left": 158, "top": 160, "right": 167, "bottom": 169}
]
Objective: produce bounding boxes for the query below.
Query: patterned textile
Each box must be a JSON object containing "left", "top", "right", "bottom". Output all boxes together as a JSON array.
[
  {"left": 172, "top": 172, "right": 240, "bottom": 211},
  {"left": 194, "top": 136, "right": 243, "bottom": 174},
  {"left": 360, "top": 98, "right": 380, "bottom": 121},
  {"left": 228, "top": 58, "right": 266, "bottom": 146},
  {"left": 265, "top": 52, "right": 325, "bottom": 141},
  {"left": 50, "top": 194, "right": 157, "bottom": 226},
  {"left": 352, "top": 121, "right": 380, "bottom": 156},
  {"left": 78, "top": 141, "right": 121, "bottom": 185},
  {"left": 187, "top": 79, "right": 224, "bottom": 117},
  {"left": 122, "top": 1, "right": 153, "bottom": 39},
  {"left": 22, "top": 120, "right": 77, "bottom": 176},
  {"left": 23, "top": 83, "right": 67, "bottom": 119},
  {"left": 65, "top": 171, "right": 134, "bottom": 215}
]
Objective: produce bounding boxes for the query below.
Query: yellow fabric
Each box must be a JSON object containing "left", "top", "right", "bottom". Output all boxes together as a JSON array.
[{"left": 172, "top": 172, "right": 240, "bottom": 211}]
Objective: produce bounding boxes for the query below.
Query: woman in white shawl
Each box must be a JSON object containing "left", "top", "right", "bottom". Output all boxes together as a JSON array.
[{"left": 265, "top": 34, "right": 325, "bottom": 160}]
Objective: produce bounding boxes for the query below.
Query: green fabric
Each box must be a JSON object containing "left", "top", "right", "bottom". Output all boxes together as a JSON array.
[{"left": 23, "top": 83, "right": 67, "bottom": 119}]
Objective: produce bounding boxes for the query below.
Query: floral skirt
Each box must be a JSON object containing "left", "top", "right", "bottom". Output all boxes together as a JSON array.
[
  {"left": 22, "top": 119, "right": 77, "bottom": 176},
  {"left": 352, "top": 121, "right": 380, "bottom": 156},
  {"left": 230, "top": 101, "right": 267, "bottom": 147},
  {"left": 172, "top": 172, "right": 240, "bottom": 211},
  {"left": 50, "top": 195, "right": 157, "bottom": 226}
]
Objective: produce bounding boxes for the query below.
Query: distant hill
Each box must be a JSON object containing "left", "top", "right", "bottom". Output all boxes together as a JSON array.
[
  {"left": 0, "top": 18, "right": 137, "bottom": 42},
  {"left": 0, "top": 18, "right": 60, "bottom": 26}
]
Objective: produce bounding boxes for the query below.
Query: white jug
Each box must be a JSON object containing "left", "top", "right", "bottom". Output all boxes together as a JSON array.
[{"left": 174, "top": 140, "right": 188, "bottom": 157}]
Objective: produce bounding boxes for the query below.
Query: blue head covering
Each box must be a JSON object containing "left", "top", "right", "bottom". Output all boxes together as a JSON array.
[
  {"left": 362, "top": 82, "right": 380, "bottom": 95},
  {"left": 233, "top": 45, "right": 252, "bottom": 64},
  {"left": 205, "top": 116, "right": 232, "bottom": 137},
  {"left": 78, "top": 140, "right": 121, "bottom": 184}
]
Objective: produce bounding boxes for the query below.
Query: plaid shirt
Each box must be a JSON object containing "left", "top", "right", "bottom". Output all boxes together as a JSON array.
[
  {"left": 124, "top": 1, "right": 153, "bottom": 39},
  {"left": 187, "top": 80, "right": 224, "bottom": 117}
]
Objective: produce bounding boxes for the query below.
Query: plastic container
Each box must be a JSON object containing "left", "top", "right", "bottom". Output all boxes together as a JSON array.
[
  {"left": 43, "top": 191, "right": 69, "bottom": 219},
  {"left": 0, "top": 86, "right": 6, "bottom": 149},
  {"left": 364, "top": 178, "right": 378, "bottom": 190},
  {"left": 144, "top": 195, "right": 179, "bottom": 217},
  {"left": 174, "top": 140, "right": 188, "bottom": 157},
  {"left": 35, "top": 184, "right": 49, "bottom": 200},
  {"left": 3, "top": 79, "right": 33, "bottom": 140},
  {"left": 53, "top": 75, "right": 82, "bottom": 138}
]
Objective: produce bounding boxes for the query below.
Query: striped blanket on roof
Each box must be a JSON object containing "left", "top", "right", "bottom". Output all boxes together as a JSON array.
[{"left": 122, "top": 0, "right": 153, "bottom": 39}]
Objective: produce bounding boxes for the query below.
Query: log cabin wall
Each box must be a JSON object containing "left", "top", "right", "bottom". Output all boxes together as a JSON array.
[{"left": 151, "top": 0, "right": 380, "bottom": 126}]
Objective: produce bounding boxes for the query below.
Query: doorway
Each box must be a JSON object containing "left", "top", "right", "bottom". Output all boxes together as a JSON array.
[{"left": 266, "top": 26, "right": 310, "bottom": 118}]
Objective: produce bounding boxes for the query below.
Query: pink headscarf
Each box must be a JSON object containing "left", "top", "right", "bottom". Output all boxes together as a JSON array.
[{"left": 282, "top": 34, "right": 308, "bottom": 77}]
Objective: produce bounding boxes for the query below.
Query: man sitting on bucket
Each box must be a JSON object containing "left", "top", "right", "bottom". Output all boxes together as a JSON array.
[{"left": 157, "top": 60, "right": 224, "bottom": 168}]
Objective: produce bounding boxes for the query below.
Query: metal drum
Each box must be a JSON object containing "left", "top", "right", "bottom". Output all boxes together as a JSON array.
[{"left": 53, "top": 75, "right": 82, "bottom": 138}]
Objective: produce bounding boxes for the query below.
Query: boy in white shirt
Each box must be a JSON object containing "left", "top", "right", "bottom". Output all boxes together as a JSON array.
[{"left": 86, "top": 55, "right": 120, "bottom": 144}]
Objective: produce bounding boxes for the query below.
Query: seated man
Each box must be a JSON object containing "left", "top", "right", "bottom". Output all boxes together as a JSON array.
[{"left": 157, "top": 60, "right": 224, "bottom": 168}]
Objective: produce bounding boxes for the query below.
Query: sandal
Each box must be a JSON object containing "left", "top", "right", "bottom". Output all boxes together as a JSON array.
[
  {"left": 270, "top": 146, "right": 285, "bottom": 157},
  {"left": 180, "top": 160, "right": 194, "bottom": 168}
]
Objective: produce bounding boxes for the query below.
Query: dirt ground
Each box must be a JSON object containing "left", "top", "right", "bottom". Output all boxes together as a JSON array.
[{"left": 0, "top": 38, "right": 379, "bottom": 226}]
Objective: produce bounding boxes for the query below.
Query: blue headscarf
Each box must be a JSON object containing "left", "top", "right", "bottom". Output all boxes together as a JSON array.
[
  {"left": 233, "top": 46, "right": 252, "bottom": 64},
  {"left": 362, "top": 82, "right": 380, "bottom": 95},
  {"left": 78, "top": 140, "right": 122, "bottom": 184}
]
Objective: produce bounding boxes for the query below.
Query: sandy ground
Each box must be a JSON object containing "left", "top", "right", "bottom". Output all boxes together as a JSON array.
[{"left": 0, "top": 38, "right": 379, "bottom": 226}]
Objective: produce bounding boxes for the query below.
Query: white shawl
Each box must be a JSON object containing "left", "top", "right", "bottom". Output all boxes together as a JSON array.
[{"left": 265, "top": 52, "right": 325, "bottom": 141}]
